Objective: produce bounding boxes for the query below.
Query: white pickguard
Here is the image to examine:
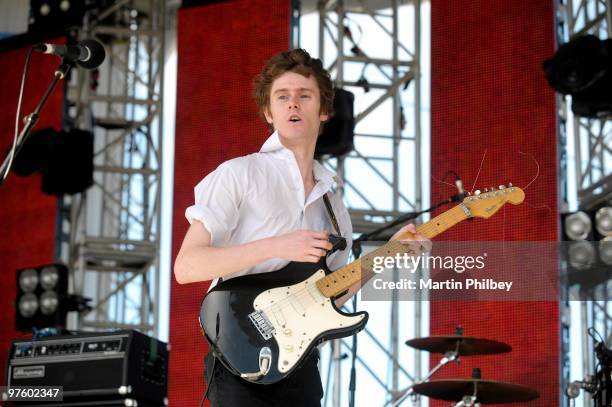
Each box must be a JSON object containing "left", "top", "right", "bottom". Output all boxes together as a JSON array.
[{"left": 252, "top": 269, "right": 365, "bottom": 373}]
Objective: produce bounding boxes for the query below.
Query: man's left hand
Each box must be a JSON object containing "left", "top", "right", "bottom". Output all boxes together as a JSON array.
[{"left": 390, "top": 223, "right": 432, "bottom": 256}]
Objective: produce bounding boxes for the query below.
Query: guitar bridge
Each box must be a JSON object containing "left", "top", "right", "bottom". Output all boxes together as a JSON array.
[{"left": 248, "top": 310, "right": 275, "bottom": 340}]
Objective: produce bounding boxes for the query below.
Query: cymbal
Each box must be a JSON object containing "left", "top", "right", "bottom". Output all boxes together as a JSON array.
[
  {"left": 405, "top": 336, "right": 511, "bottom": 355},
  {"left": 412, "top": 379, "right": 539, "bottom": 404}
]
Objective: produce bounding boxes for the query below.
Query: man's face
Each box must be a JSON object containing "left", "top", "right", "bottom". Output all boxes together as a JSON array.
[{"left": 264, "top": 71, "right": 328, "bottom": 145}]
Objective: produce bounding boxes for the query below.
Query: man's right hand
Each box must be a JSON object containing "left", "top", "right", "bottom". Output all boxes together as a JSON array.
[{"left": 270, "top": 230, "right": 333, "bottom": 263}]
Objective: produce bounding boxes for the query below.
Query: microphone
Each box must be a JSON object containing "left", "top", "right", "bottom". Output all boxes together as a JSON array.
[
  {"left": 450, "top": 174, "right": 465, "bottom": 202},
  {"left": 565, "top": 381, "right": 581, "bottom": 399},
  {"left": 455, "top": 175, "right": 464, "bottom": 196},
  {"left": 566, "top": 379, "right": 596, "bottom": 398},
  {"left": 33, "top": 39, "right": 106, "bottom": 70}
]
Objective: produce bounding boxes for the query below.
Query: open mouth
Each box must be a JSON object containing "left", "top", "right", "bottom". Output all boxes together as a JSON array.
[{"left": 288, "top": 115, "right": 302, "bottom": 123}]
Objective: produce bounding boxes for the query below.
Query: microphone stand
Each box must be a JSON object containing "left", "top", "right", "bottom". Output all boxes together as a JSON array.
[
  {"left": 0, "top": 58, "right": 73, "bottom": 186},
  {"left": 347, "top": 191, "right": 465, "bottom": 407}
]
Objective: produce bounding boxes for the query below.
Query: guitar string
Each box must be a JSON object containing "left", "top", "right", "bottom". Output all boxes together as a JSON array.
[
  {"left": 517, "top": 151, "right": 551, "bottom": 212},
  {"left": 256, "top": 190, "right": 515, "bottom": 315},
  {"left": 469, "top": 149, "right": 488, "bottom": 194},
  {"left": 257, "top": 238, "right": 448, "bottom": 320},
  {"left": 257, "top": 209, "right": 468, "bottom": 314},
  {"left": 256, "top": 226, "right": 448, "bottom": 314},
  {"left": 296, "top": 187, "right": 513, "bottom": 307},
  {"left": 256, "top": 242, "right": 412, "bottom": 315},
  {"left": 430, "top": 172, "right": 458, "bottom": 188},
  {"left": 518, "top": 151, "right": 539, "bottom": 191}
]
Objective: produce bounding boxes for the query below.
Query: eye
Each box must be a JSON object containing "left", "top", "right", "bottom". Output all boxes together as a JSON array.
[
  {"left": 300, "top": 94, "right": 311, "bottom": 99},
  {"left": 278, "top": 95, "right": 288, "bottom": 101}
]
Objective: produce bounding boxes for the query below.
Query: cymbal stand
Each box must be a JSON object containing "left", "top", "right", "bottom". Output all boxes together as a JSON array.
[
  {"left": 390, "top": 348, "right": 459, "bottom": 407},
  {"left": 453, "top": 395, "right": 480, "bottom": 407},
  {"left": 453, "top": 367, "right": 482, "bottom": 407}
]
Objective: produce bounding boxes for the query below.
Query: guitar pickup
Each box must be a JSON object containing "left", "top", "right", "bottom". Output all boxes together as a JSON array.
[{"left": 248, "top": 310, "right": 275, "bottom": 340}]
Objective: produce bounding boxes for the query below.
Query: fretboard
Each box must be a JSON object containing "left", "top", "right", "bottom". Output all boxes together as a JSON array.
[{"left": 315, "top": 205, "right": 469, "bottom": 298}]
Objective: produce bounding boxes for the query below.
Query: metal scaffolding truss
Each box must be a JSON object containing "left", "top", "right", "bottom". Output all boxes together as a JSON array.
[
  {"left": 314, "top": 0, "right": 424, "bottom": 235},
  {"left": 556, "top": 1, "right": 611, "bottom": 405},
  {"left": 300, "top": 1, "right": 427, "bottom": 406},
  {"left": 62, "top": 0, "right": 165, "bottom": 336},
  {"left": 557, "top": 0, "right": 612, "bottom": 208}
]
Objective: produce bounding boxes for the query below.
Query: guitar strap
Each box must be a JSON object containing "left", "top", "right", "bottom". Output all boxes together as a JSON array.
[{"left": 322, "top": 193, "right": 342, "bottom": 236}]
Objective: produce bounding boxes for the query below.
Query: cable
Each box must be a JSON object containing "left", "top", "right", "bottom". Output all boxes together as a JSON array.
[
  {"left": 587, "top": 327, "right": 604, "bottom": 343},
  {"left": 1, "top": 47, "right": 34, "bottom": 183},
  {"left": 200, "top": 354, "right": 217, "bottom": 407}
]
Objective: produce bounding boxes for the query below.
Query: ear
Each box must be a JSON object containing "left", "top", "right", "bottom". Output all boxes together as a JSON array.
[
  {"left": 264, "top": 107, "right": 273, "bottom": 125},
  {"left": 320, "top": 111, "right": 329, "bottom": 122}
]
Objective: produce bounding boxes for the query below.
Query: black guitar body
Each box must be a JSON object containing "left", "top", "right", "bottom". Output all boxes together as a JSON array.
[{"left": 199, "top": 258, "right": 368, "bottom": 385}]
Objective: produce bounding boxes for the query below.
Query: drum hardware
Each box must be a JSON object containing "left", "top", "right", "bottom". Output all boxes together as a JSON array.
[
  {"left": 391, "top": 327, "right": 512, "bottom": 407},
  {"left": 390, "top": 349, "right": 459, "bottom": 407},
  {"left": 566, "top": 328, "right": 612, "bottom": 406},
  {"left": 412, "top": 368, "right": 539, "bottom": 406}
]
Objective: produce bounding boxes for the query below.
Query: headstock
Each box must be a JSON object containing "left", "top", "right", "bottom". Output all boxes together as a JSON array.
[{"left": 462, "top": 183, "right": 525, "bottom": 219}]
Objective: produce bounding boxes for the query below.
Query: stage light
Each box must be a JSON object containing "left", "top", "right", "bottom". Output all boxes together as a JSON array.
[
  {"left": 39, "top": 2, "right": 51, "bottom": 16},
  {"left": 29, "top": 0, "right": 86, "bottom": 33},
  {"left": 19, "top": 269, "right": 39, "bottom": 292},
  {"left": 595, "top": 207, "right": 612, "bottom": 237},
  {"left": 543, "top": 35, "right": 612, "bottom": 117},
  {"left": 315, "top": 88, "right": 355, "bottom": 158},
  {"left": 599, "top": 237, "right": 612, "bottom": 265},
  {"left": 40, "top": 291, "right": 59, "bottom": 315},
  {"left": 568, "top": 241, "right": 596, "bottom": 269},
  {"left": 564, "top": 211, "right": 592, "bottom": 240},
  {"left": 40, "top": 265, "right": 59, "bottom": 290},
  {"left": 12, "top": 127, "right": 94, "bottom": 196},
  {"left": 16, "top": 264, "right": 68, "bottom": 331},
  {"left": 18, "top": 293, "right": 39, "bottom": 318}
]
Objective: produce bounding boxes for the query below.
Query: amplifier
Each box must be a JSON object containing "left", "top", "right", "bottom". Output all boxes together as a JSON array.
[{"left": 4, "top": 330, "right": 167, "bottom": 405}]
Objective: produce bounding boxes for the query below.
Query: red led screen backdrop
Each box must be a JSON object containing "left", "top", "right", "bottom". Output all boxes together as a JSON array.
[
  {"left": 429, "top": 2, "right": 559, "bottom": 406},
  {"left": 0, "top": 36, "right": 64, "bottom": 383},
  {"left": 170, "top": 1, "right": 290, "bottom": 405}
]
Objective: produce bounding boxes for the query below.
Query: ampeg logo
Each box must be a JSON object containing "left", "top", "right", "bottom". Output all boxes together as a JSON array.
[{"left": 13, "top": 366, "right": 45, "bottom": 379}]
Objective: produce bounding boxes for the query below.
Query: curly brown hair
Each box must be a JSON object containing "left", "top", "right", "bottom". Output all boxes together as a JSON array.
[{"left": 253, "top": 49, "right": 334, "bottom": 128}]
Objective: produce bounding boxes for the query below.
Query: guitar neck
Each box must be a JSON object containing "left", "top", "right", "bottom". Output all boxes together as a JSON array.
[{"left": 315, "top": 205, "right": 469, "bottom": 298}]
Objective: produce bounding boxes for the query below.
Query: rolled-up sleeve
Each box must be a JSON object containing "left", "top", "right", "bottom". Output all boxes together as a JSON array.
[{"left": 185, "top": 162, "right": 242, "bottom": 246}]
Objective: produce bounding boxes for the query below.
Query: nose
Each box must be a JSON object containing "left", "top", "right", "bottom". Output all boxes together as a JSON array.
[{"left": 288, "top": 95, "right": 300, "bottom": 109}]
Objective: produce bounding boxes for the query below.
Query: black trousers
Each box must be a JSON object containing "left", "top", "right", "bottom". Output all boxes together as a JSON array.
[{"left": 204, "top": 351, "right": 323, "bottom": 407}]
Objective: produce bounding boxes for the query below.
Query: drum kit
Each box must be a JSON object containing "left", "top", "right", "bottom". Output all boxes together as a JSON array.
[{"left": 391, "top": 327, "right": 540, "bottom": 406}]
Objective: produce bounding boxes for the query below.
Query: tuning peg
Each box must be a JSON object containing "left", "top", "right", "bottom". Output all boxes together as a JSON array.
[
  {"left": 466, "top": 191, "right": 471, "bottom": 196},
  {"left": 508, "top": 182, "right": 513, "bottom": 187},
  {"left": 491, "top": 187, "right": 496, "bottom": 191},
  {"left": 484, "top": 188, "right": 488, "bottom": 193},
  {"left": 475, "top": 190, "right": 481, "bottom": 195},
  {"left": 499, "top": 185, "right": 505, "bottom": 189}
]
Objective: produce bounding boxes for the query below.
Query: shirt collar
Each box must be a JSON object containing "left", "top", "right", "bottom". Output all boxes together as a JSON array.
[
  {"left": 313, "top": 160, "right": 340, "bottom": 187},
  {"left": 259, "top": 130, "right": 284, "bottom": 153},
  {"left": 259, "top": 130, "right": 342, "bottom": 187}
]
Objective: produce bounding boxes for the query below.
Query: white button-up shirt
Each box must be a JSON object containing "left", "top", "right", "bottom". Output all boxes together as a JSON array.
[{"left": 185, "top": 131, "right": 353, "bottom": 284}]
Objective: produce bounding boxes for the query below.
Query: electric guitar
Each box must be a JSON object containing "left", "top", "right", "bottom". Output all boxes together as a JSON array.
[{"left": 199, "top": 184, "right": 525, "bottom": 384}]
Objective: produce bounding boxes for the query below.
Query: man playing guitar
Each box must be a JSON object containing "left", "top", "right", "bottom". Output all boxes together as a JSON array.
[{"left": 174, "top": 49, "right": 430, "bottom": 407}]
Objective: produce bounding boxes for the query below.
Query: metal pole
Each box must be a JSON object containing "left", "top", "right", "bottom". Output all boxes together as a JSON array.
[{"left": 333, "top": 339, "right": 342, "bottom": 407}]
